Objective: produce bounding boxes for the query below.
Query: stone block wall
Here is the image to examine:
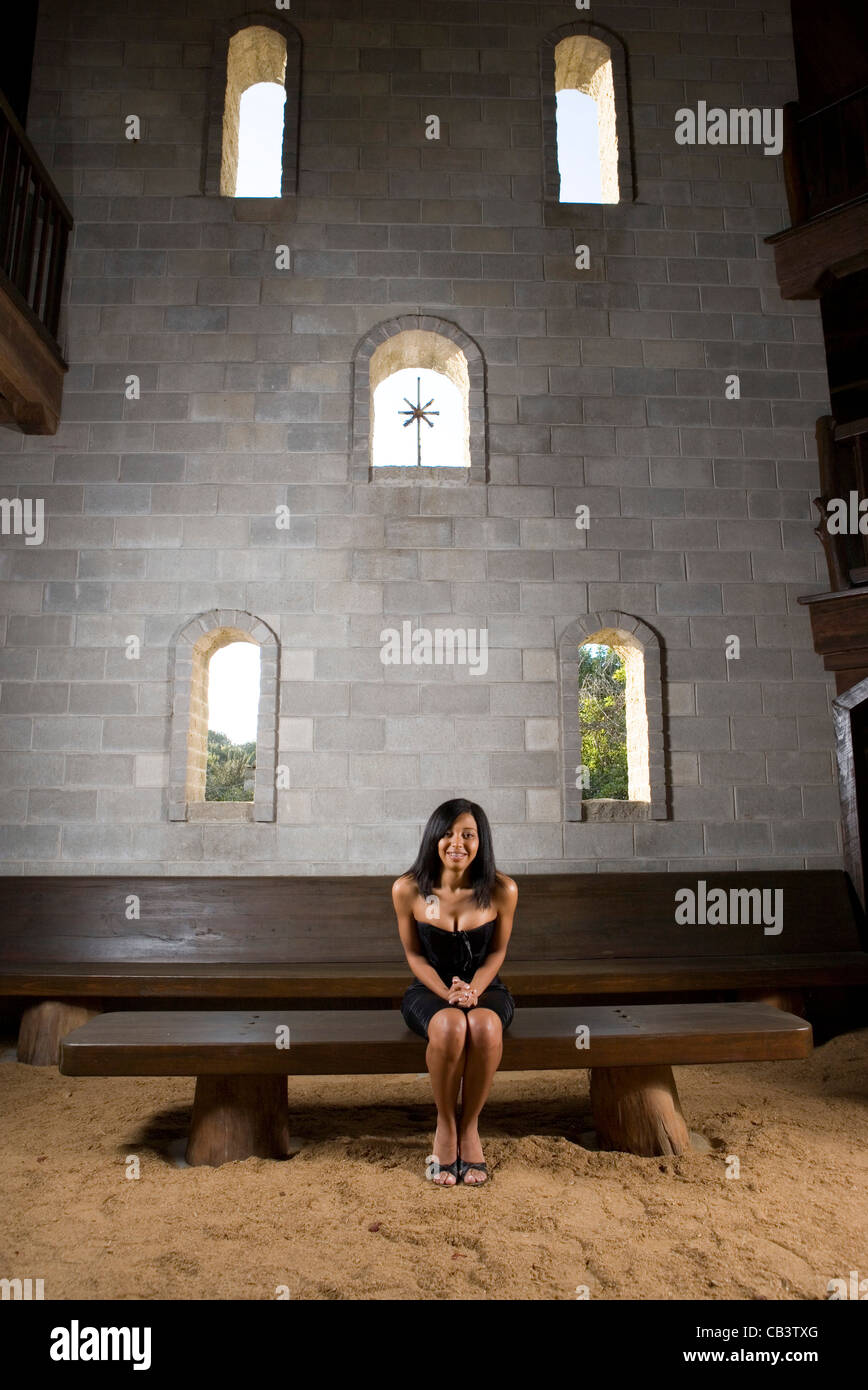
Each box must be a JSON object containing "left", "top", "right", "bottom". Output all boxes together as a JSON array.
[{"left": 0, "top": 0, "right": 843, "bottom": 875}]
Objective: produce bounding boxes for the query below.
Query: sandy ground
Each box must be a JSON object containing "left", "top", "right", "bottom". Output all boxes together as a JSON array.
[{"left": 1, "top": 1028, "right": 866, "bottom": 1301}]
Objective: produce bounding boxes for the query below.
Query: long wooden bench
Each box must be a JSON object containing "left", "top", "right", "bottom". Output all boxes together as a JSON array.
[
  {"left": 60, "top": 1002, "right": 813, "bottom": 1166},
  {"left": 2, "top": 871, "right": 866, "bottom": 1064}
]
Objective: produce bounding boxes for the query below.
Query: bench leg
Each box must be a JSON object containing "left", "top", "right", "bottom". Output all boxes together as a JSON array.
[
  {"left": 17, "top": 1000, "right": 102, "bottom": 1066},
  {"left": 186, "top": 1074, "right": 292, "bottom": 1167},
  {"left": 590, "top": 1064, "right": 690, "bottom": 1157},
  {"left": 738, "top": 988, "right": 805, "bottom": 1017}
]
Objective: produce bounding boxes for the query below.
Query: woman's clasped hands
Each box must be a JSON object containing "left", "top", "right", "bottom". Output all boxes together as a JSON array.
[{"left": 448, "top": 976, "right": 478, "bottom": 1010}]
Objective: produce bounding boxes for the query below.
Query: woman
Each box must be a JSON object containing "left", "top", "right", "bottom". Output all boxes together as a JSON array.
[{"left": 392, "top": 799, "right": 517, "bottom": 1187}]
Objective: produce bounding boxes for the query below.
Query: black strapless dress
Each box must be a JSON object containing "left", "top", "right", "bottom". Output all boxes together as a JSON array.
[{"left": 400, "top": 917, "right": 515, "bottom": 1040}]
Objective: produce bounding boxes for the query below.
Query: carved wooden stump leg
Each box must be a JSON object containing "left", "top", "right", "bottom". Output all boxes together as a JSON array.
[
  {"left": 590, "top": 1064, "right": 691, "bottom": 1157},
  {"left": 17, "top": 1000, "right": 102, "bottom": 1066},
  {"left": 185, "top": 1074, "right": 291, "bottom": 1167}
]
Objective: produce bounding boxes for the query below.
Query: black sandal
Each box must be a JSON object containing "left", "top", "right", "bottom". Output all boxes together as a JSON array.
[
  {"left": 429, "top": 1158, "right": 460, "bottom": 1185},
  {"left": 458, "top": 1159, "right": 488, "bottom": 1185}
]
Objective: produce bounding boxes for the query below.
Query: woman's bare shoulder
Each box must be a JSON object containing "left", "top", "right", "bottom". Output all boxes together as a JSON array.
[
  {"left": 493, "top": 872, "right": 518, "bottom": 906},
  {"left": 391, "top": 873, "right": 418, "bottom": 908}
]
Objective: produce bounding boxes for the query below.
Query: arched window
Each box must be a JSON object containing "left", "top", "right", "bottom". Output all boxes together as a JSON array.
[
  {"left": 169, "top": 610, "right": 279, "bottom": 822},
  {"left": 372, "top": 338, "right": 469, "bottom": 470},
  {"left": 541, "top": 23, "right": 634, "bottom": 205},
  {"left": 351, "top": 315, "right": 488, "bottom": 483},
  {"left": 560, "top": 613, "right": 666, "bottom": 822},
  {"left": 204, "top": 14, "right": 301, "bottom": 198}
]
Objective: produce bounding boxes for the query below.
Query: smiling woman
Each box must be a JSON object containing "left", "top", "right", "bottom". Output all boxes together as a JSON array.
[{"left": 392, "top": 800, "right": 518, "bottom": 1188}]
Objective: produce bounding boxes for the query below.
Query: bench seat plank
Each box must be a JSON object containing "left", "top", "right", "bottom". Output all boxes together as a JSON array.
[
  {"left": 60, "top": 1003, "right": 812, "bottom": 1077},
  {"left": 9, "top": 951, "right": 868, "bottom": 997}
]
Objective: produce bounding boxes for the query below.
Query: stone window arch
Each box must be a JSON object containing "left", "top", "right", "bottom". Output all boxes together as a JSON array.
[
  {"left": 351, "top": 314, "right": 488, "bottom": 484},
  {"left": 169, "top": 610, "right": 279, "bottom": 823},
  {"left": 540, "top": 22, "right": 634, "bottom": 205},
  {"left": 204, "top": 13, "right": 302, "bottom": 197},
  {"left": 559, "top": 612, "right": 666, "bottom": 822}
]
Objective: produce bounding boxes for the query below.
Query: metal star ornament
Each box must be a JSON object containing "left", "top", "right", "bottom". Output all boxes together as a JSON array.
[{"left": 398, "top": 375, "right": 440, "bottom": 466}]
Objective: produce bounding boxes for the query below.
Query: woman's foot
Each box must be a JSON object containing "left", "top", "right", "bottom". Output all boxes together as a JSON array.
[
  {"left": 429, "top": 1118, "right": 459, "bottom": 1186},
  {"left": 457, "top": 1122, "right": 487, "bottom": 1184}
]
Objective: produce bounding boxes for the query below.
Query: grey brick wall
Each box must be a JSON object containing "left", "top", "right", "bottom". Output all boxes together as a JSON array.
[{"left": 0, "top": 0, "right": 842, "bottom": 875}]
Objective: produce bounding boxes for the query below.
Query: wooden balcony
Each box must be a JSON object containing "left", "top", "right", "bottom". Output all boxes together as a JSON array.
[
  {"left": 767, "top": 88, "right": 868, "bottom": 300},
  {"left": 0, "top": 89, "right": 71, "bottom": 434}
]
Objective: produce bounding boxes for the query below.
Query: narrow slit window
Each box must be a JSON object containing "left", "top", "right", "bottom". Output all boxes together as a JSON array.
[
  {"left": 560, "top": 615, "right": 665, "bottom": 823},
  {"left": 557, "top": 89, "right": 604, "bottom": 203},
  {"left": 221, "top": 25, "right": 288, "bottom": 197},
  {"left": 554, "top": 35, "right": 619, "bottom": 203},
  {"left": 205, "top": 640, "right": 260, "bottom": 802},
  {"left": 236, "top": 81, "right": 286, "bottom": 197},
  {"left": 169, "top": 611, "right": 279, "bottom": 823},
  {"left": 579, "top": 643, "right": 629, "bottom": 799}
]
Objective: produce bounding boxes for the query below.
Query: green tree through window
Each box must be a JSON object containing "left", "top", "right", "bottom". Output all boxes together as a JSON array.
[
  {"left": 205, "top": 729, "right": 256, "bottom": 802},
  {"left": 579, "top": 643, "right": 628, "bottom": 799}
]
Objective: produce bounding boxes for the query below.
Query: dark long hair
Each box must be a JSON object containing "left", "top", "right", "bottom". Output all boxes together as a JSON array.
[{"left": 404, "top": 799, "right": 497, "bottom": 909}]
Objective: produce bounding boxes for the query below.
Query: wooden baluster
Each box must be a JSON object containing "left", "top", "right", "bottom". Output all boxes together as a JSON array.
[
  {"left": 31, "top": 186, "right": 52, "bottom": 323},
  {"left": 782, "top": 102, "right": 808, "bottom": 226},
  {"left": 20, "top": 168, "right": 42, "bottom": 309},
  {"left": 1, "top": 139, "right": 22, "bottom": 275},
  {"left": 0, "top": 120, "right": 12, "bottom": 267},
  {"left": 45, "top": 210, "right": 69, "bottom": 340},
  {"left": 7, "top": 152, "right": 31, "bottom": 290}
]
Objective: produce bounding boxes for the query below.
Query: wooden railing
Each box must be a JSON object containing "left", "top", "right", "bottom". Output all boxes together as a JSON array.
[
  {"left": 0, "top": 88, "right": 72, "bottom": 348},
  {"left": 784, "top": 86, "right": 868, "bottom": 227}
]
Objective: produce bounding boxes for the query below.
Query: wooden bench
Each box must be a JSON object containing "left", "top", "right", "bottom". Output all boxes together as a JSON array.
[
  {"left": 2, "top": 870, "right": 866, "bottom": 1064},
  {"left": 60, "top": 1002, "right": 813, "bottom": 1166}
]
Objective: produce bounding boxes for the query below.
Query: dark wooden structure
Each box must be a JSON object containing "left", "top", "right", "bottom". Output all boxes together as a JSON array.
[
  {"left": 768, "top": 83, "right": 868, "bottom": 302},
  {"left": 60, "top": 1003, "right": 813, "bottom": 1166},
  {"left": 832, "top": 676, "right": 868, "bottom": 912},
  {"left": 2, "top": 871, "right": 866, "bottom": 1065},
  {"left": 810, "top": 416, "right": 868, "bottom": 594},
  {"left": 0, "top": 88, "right": 70, "bottom": 434},
  {"left": 798, "top": 583, "right": 868, "bottom": 693}
]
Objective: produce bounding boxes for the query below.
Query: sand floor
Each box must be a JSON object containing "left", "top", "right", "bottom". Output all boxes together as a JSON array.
[{"left": 1, "top": 1028, "right": 866, "bottom": 1301}]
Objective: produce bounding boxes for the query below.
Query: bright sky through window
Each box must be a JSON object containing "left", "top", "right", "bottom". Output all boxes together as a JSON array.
[
  {"left": 235, "top": 82, "right": 286, "bottom": 196},
  {"left": 557, "top": 89, "right": 603, "bottom": 203},
  {"left": 373, "top": 367, "right": 466, "bottom": 468},
  {"left": 208, "top": 642, "right": 261, "bottom": 743}
]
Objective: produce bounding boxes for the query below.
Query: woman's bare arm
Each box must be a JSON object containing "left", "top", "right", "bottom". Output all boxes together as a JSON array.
[
  {"left": 467, "top": 874, "right": 517, "bottom": 997},
  {"left": 392, "top": 876, "right": 453, "bottom": 1000}
]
